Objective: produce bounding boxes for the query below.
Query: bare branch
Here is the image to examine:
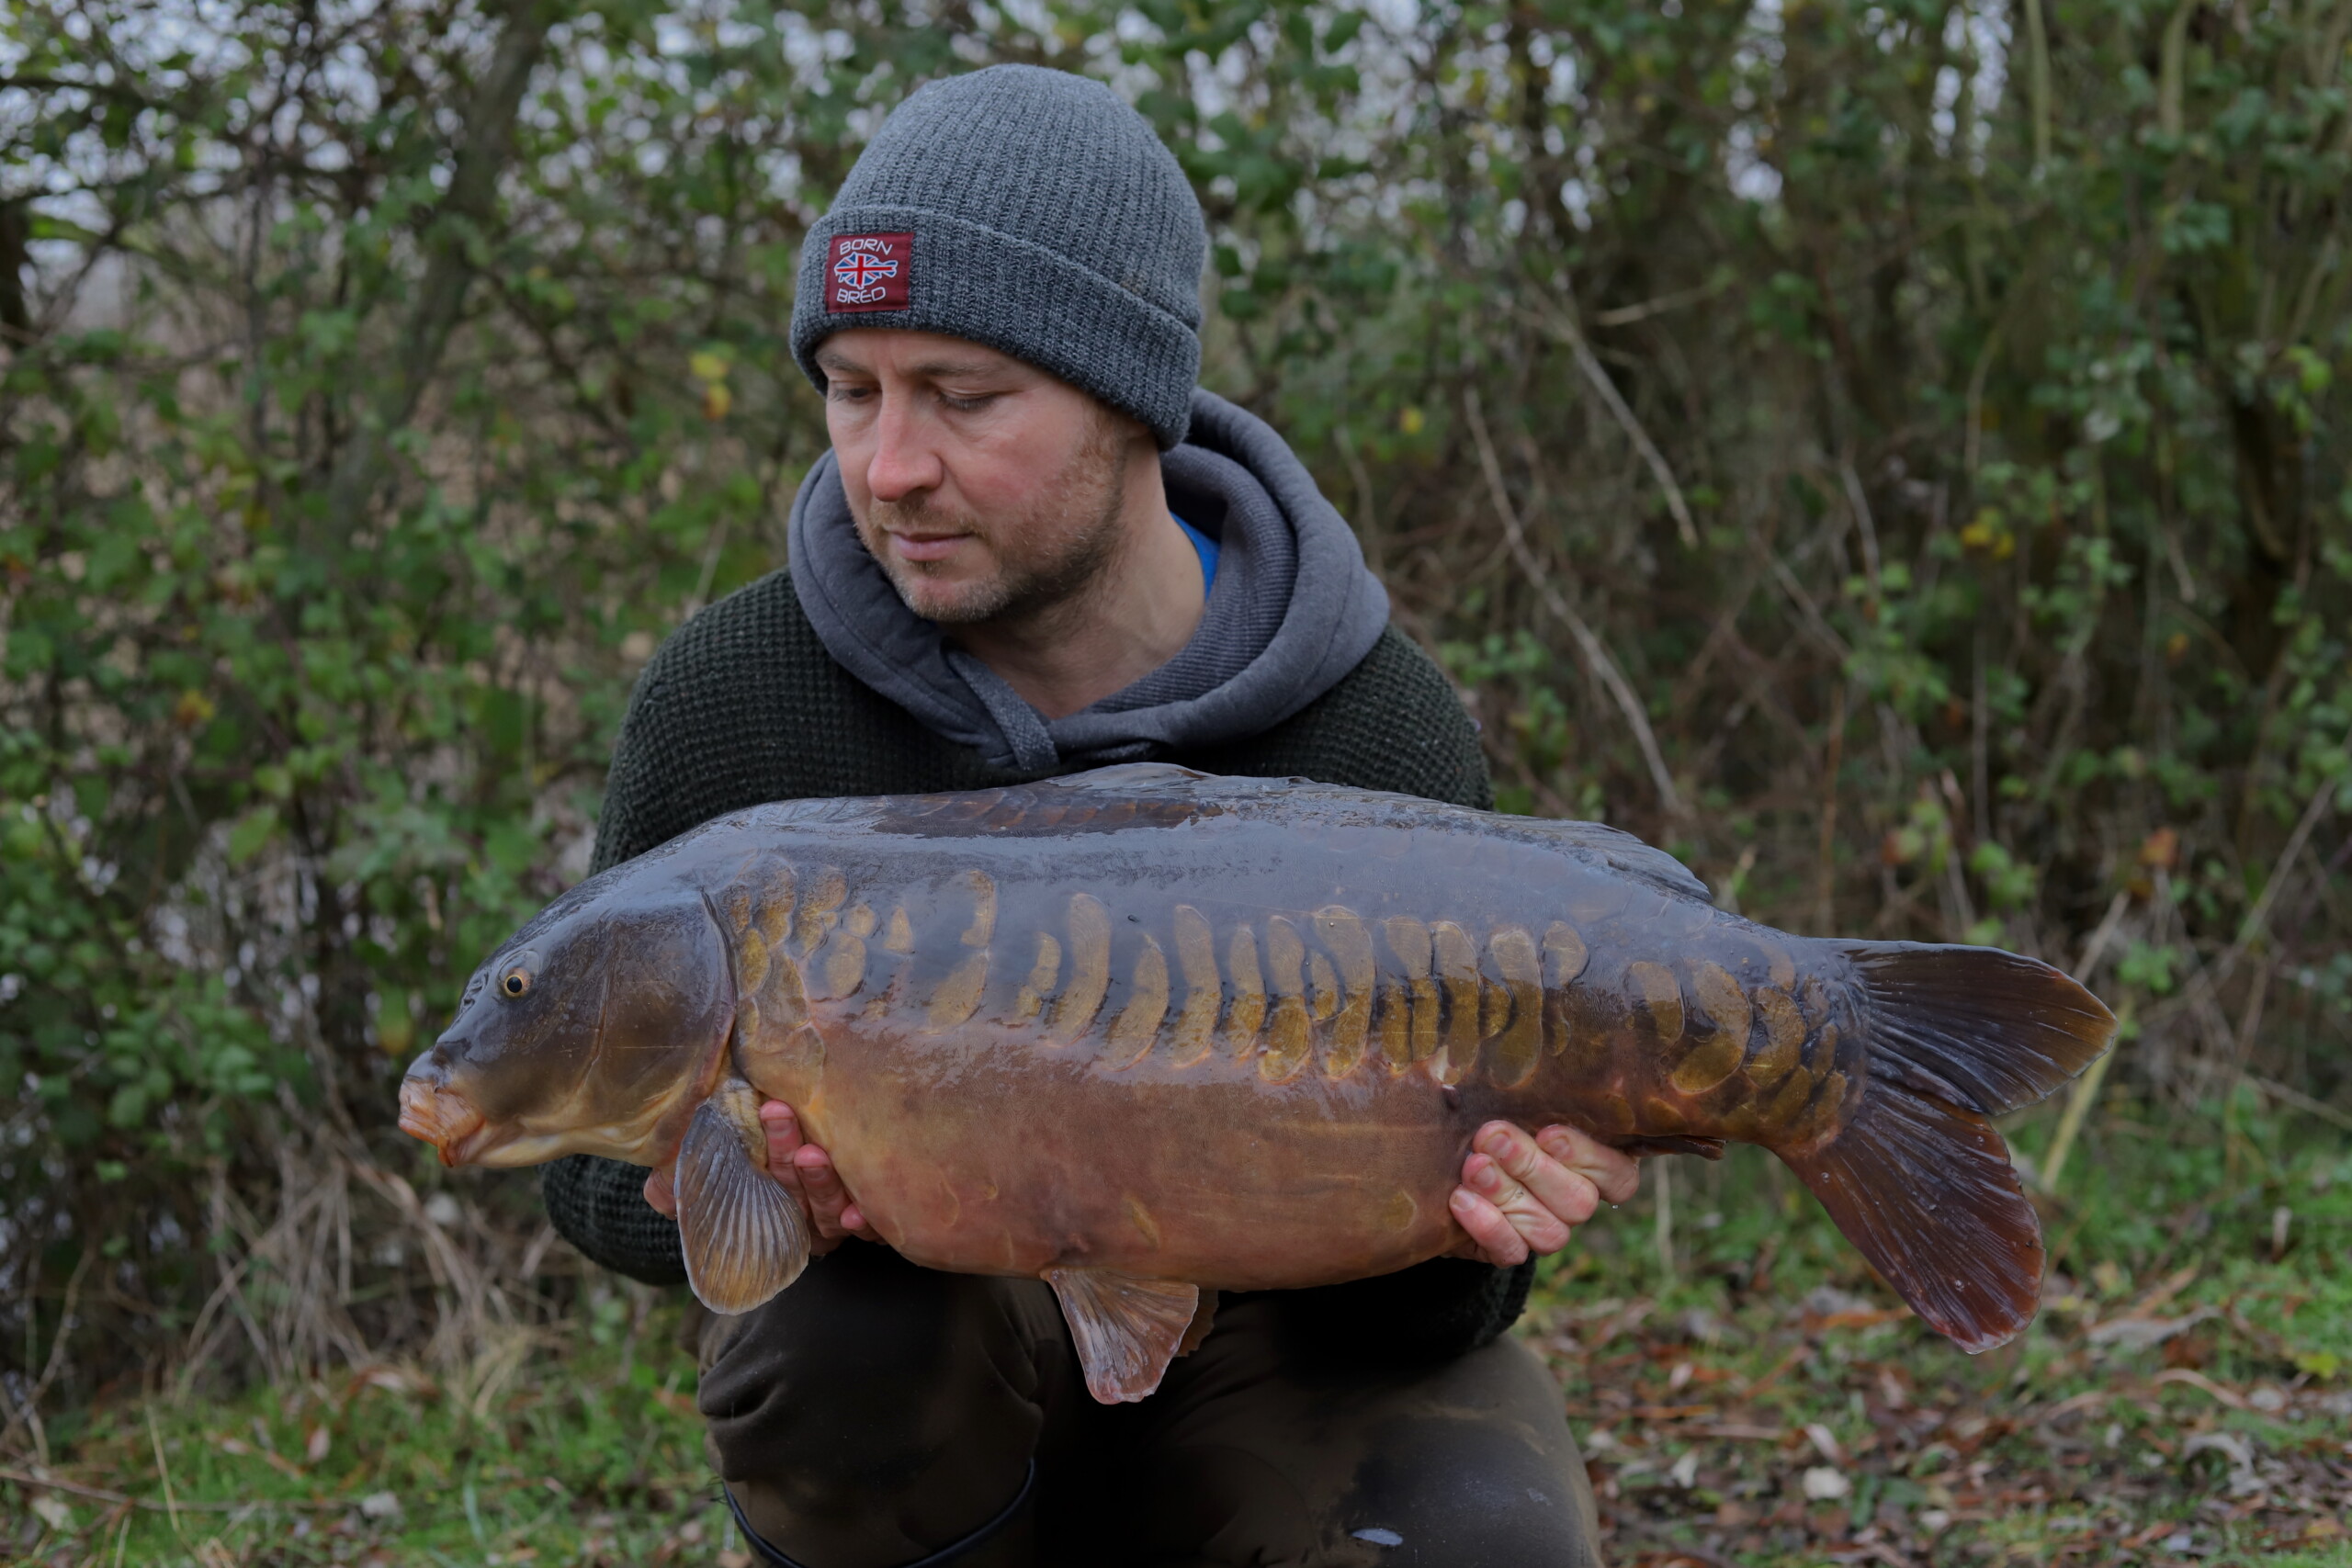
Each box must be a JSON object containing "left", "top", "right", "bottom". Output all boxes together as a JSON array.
[
  {"left": 1463, "top": 386, "right": 1683, "bottom": 817},
  {"left": 1521, "top": 292, "right": 1700, "bottom": 550},
  {"left": 322, "top": 0, "right": 556, "bottom": 540}
]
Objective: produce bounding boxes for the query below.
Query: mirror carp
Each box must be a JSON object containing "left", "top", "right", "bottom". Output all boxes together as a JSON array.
[{"left": 400, "top": 765, "right": 2115, "bottom": 1404}]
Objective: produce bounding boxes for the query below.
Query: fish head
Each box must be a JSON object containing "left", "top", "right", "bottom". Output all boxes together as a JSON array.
[{"left": 400, "top": 884, "right": 736, "bottom": 1168}]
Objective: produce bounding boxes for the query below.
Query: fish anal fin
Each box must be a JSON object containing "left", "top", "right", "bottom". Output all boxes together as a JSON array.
[
  {"left": 1781, "top": 1084, "right": 2041, "bottom": 1353},
  {"left": 676, "top": 1082, "right": 810, "bottom": 1316},
  {"left": 1044, "top": 1267, "right": 1200, "bottom": 1404},
  {"left": 1615, "top": 1134, "right": 1726, "bottom": 1160}
]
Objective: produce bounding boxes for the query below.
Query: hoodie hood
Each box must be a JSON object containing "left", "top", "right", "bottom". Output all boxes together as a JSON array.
[{"left": 787, "top": 389, "right": 1390, "bottom": 772}]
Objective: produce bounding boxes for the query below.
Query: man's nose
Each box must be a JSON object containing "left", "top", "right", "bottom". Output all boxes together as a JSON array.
[{"left": 864, "top": 397, "right": 944, "bottom": 503}]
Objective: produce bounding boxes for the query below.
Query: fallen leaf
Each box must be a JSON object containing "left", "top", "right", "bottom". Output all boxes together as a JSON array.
[
  {"left": 1803, "top": 1465, "right": 1851, "bottom": 1500},
  {"left": 1805, "top": 1421, "right": 1846, "bottom": 1463}
]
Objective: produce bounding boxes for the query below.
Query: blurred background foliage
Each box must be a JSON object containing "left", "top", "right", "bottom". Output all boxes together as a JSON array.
[{"left": 1, "top": 0, "right": 2347, "bottom": 1423}]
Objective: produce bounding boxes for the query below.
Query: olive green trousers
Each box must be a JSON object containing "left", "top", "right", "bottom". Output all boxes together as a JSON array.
[{"left": 693, "top": 1241, "right": 1601, "bottom": 1568}]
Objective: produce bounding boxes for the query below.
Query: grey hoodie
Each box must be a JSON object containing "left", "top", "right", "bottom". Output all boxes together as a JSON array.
[{"left": 788, "top": 389, "right": 1390, "bottom": 771}]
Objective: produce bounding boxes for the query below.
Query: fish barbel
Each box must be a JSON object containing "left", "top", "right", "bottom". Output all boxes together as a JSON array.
[{"left": 400, "top": 765, "right": 2114, "bottom": 1403}]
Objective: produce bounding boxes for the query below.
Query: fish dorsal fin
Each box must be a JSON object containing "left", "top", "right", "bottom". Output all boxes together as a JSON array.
[
  {"left": 1510, "top": 818, "right": 1712, "bottom": 903},
  {"left": 675, "top": 1080, "right": 810, "bottom": 1315},
  {"left": 1044, "top": 1267, "right": 1201, "bottom": 1404},
  {"left": 1050, "top": 763, "right": 1210, "bottom": 793}
]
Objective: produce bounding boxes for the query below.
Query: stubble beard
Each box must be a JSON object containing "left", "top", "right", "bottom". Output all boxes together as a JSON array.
[{"left": 855, "top": 416, "right": 1131, "bottom": 629}]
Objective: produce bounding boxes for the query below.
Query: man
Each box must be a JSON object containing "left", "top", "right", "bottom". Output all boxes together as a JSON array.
[{"left": 543, "top": 64, "right": 1639, "bottom": 1567}]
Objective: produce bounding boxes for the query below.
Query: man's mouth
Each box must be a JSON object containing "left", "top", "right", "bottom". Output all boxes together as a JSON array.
[{"left": 882, "top": 529, "right": 971, "bottom": 565}]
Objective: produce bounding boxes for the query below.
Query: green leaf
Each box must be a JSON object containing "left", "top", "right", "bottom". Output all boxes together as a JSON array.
[{"left": 227, "top": 805, "right": 280, "bottom": 865}]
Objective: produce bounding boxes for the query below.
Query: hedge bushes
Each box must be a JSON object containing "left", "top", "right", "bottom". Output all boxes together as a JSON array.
[{"left": 2, "top": 0, "right": 2346, "bottom": 1398}]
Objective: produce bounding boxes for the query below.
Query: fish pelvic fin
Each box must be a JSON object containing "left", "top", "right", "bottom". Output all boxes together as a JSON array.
[
  {"left": 1044, "top": 1268, "right": 1201, "bottom": 1404},
  {"left": 1180, "top": 1288, "right": 1221, "bottom": 1357},
  {"left": 1783, "top": 943, "right": 2117, "bottom": 1354},
  {"left": 676, "top": 1080, "right": 810, "bottom": 1316}
]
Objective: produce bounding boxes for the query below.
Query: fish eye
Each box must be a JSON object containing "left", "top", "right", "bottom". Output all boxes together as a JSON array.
[{"left": 500, "top": 967, "right": 532, "bottom": 998}]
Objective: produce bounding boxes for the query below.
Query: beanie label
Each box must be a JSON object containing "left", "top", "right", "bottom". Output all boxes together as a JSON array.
[{"left": 827, "top": 232, "right": 914, "bottom": 314}]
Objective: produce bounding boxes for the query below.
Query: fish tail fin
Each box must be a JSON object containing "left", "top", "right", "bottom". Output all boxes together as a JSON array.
[
  {"left": 1838, "top": 943, "right": 2118, "bottom": 1114},
  {"left": 1781, "top": 944, "right": 2116, "bottom": 1352}
]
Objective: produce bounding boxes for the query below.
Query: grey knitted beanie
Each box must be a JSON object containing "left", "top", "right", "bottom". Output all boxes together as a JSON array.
[{"left": 790, "top": 65, "right": 1207, "bottom": 449}]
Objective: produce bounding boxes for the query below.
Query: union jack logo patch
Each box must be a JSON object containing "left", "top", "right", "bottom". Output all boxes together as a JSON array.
[{"left": 826, "top": 232, "right": 912, "bottom": 314}]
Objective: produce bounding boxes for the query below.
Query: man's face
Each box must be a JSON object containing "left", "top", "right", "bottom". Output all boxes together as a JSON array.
[{"left": 817, "top": 330, "right": 1143, "bottom": 625}]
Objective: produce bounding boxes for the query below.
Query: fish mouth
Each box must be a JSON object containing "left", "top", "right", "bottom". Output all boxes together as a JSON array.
[{"left": 398, "top": 1078, "right": 492, "bottom": 1168}]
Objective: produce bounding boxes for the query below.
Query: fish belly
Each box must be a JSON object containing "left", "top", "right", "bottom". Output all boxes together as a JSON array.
[{"left": 763, "top": 1023, "right": 1480, "bottom": 1291}]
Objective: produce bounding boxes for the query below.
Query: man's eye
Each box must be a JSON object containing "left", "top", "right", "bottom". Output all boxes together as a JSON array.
[
  {"left": 940, "top": 391, "right": 997, "bottom": 412},
  {"left": 828, "top": 384, "right": 876, "bottom": 403}
]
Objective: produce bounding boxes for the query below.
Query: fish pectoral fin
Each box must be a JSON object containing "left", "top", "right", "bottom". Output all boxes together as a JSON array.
[
  {"left": 1044, "top": 1268, "right": 1200, "bottom": 1404},
  {"left": 1613, "top": 1134, "right": 1727, "bottom": 1160},
  {"left": 675, "top": 1092, "right": 810, "bottom": 1316}
]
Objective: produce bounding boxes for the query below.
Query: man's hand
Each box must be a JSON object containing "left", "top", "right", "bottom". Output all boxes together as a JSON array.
[
  {"left": 1449, "top": 1122, "right": 1640, "bottom": 1267},
  {"left": 642, "top": 1100, "right": 882, "bottom": 1254}
]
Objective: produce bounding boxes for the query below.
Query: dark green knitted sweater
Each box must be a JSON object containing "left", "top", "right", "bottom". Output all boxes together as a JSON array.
[{"left": 541, "top": 568, "right": 1532, "bottom": 1360}]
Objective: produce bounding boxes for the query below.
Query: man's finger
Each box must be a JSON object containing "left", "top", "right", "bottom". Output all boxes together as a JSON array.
[
  {"left": 1461, "top": 1149, "right": 1575, "bottom": 1258},
  {"left": 1476, "top": 1122, "right": 1603, "bottom": 1230},
  {"left": 793, "top": 1145, "right": 882, "bottom": 1243},
  {"left": 792, "top": 1144, "right": 854, "bottom": 1234},
  {"left": 1535, "top": 1122, "right": 1642, "bottom": 1205},
  {"left": 1448, "top": 1186, "right": 1530, "bottom": 1266},
  {"left": 759, "top": 1100, "right": 807, "bottom": 1171},
  {"left": 759, "top": 1098, "right": 877, "bottom": 1247},
  {"left": 642, "top": 1168, "right": 676, "bottom": 1218},
  {"left": 752, "top": 1099, "right": 833, "bottom": 1223}
]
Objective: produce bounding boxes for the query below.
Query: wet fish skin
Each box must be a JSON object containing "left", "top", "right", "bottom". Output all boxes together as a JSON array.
[
  {"left": 398, "top": 886, "right": 736, "bottom": 1171},
  {"left": 401, "top": 765, "right": 2115, "bottom": 1402}
]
